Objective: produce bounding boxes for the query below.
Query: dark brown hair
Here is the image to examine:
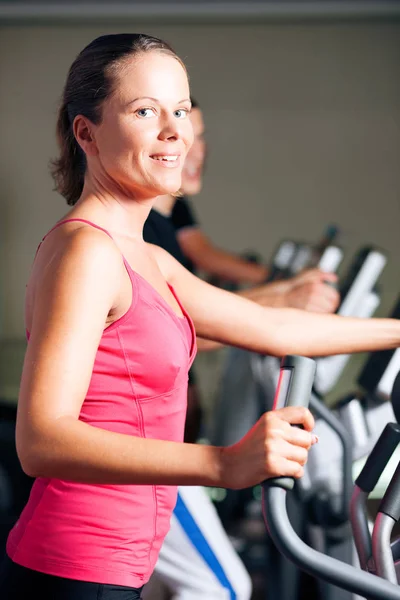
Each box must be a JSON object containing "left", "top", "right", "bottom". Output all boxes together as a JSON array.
[{"left": 50, "top": 33, "right": 183, "bottom": 205}]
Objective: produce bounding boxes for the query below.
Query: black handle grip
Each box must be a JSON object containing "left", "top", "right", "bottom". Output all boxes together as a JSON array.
[
  {"left": 355, "top": 422, "right": 400, "bottom": 493},
  {"left": 378, "top": 460, "right": 400, "bottom": 521}
]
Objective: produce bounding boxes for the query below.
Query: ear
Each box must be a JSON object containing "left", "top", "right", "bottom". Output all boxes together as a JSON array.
[{"left": 73, "top": 115, "right": 98, "bottom": 157}]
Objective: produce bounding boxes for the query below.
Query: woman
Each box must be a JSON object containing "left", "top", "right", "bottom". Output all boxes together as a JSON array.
[{"left": 0, "top": 33, "right": 399, "bottom": 600}]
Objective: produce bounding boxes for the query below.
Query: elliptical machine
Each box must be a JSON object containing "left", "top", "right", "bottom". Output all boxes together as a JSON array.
[
  {"left": 250, "top": 245, "right": 388, "bottom": 600},
  {"left": 211, "top": 241, "right": 387, "bottom": 597},
  {"left": 263, "top": 355, "right": 400, "bottom": 600}
]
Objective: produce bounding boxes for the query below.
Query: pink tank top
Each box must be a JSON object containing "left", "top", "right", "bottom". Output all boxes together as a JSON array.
[{"left": 6, "top": 218, "right": 197, "bottom": 587}]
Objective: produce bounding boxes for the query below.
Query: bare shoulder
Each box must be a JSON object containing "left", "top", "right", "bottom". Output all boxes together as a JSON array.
[
  {"left": 25, "top": 221, "right": 128, "bottom": 334},
  {"left": 40, "top": 222, "right": 123, "bottom": 276},
  {"left": 30, "top": 222, "right": 126, "bottom": 303}
]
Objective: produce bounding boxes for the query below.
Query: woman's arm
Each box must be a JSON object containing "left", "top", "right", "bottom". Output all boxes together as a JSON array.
[
  {"left": 17, "top": 229, "right": 315, "bottom": 490},
  {"left": 195, "top": 268, "right": 339, "bottom": 351},
  {"left": 152, "top": 244, "right": 400, "bottom": 357}
]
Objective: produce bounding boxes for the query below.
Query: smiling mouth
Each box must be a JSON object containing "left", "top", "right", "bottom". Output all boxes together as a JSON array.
[{"left": 150, "top": 155, "right": 180, "bottom": 166}]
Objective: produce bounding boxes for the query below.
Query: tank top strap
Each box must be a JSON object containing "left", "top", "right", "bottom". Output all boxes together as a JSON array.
[
  {"left": 36, "top": 217, "right": 134, "bottom": 281},
  {"left": 42, "top": 218, "right": 114, "bottom": 241},
  {"left": 34, "top": 218, "right": 115, "bottom": 260},
  {"left": 28, "top": 218, "right": 138, "bottom": 340}
]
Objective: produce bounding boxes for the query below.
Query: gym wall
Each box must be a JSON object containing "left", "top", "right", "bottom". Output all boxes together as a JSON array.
[{"left": 0, "top": 21, "right": 399, "bottom": 339}]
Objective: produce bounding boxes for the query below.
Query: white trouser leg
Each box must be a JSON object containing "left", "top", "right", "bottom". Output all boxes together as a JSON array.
[{"left": 151, "top": 486, "right": 252, "bottom": 600}]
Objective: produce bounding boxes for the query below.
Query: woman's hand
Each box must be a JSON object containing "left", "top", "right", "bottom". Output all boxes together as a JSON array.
[{"left": 219, "top": 407, "right": 318, "bottom": 490}]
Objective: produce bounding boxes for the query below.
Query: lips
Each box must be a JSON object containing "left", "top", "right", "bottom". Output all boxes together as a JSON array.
[{"left": 150, "top": 154, "right": 179, "bottom": 163}]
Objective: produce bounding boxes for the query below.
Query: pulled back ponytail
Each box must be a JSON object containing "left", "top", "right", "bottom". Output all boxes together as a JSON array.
[{"left": 50, "top": 102, "right": 87, "bottom": 205}]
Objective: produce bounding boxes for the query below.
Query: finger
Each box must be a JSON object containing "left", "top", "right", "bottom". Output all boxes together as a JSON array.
[
  {"left": 268, "top": 457, "right": 305, "bottom": 479},
  {"left": 293, "top": 281, "right": 338, "bottom": 302},
  {"left": 311, "top": 282, "right": 340, "bottom": 299},
  {"left": 303, "top": 269, "right": 338, "bottom": 284},
  {"left": 282, "top": 425, "right": 316, "bottom": 449},
  {"left": 295, "top": 270, "right": 322, "bottom": 284},
  {"left": 275, "top": 406, "right": 315, "bottom": 431},
  {"left": 280, "top": 439, "right": 309, "bottom": 464},
  {"left": 321, "top": 271, "right": 338, "bottom": 283}
]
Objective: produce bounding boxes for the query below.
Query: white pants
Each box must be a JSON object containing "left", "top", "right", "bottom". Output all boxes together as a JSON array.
[{"left": 146, "top": 486, "right": 252, "bottom": 600}]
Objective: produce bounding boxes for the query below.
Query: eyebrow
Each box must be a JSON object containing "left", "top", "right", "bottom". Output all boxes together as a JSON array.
[{"left": 127, "top": 96, "right": 191, "bottom": 107}]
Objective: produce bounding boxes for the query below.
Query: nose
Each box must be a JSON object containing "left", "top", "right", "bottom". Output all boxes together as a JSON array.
[{"left": 158, "top": 112, "right": 181, "bottom": 142}]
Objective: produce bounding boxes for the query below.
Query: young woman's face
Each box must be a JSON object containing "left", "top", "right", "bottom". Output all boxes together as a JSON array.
[
  {"left": 92, "top": 51, "right": 193, "bottom": 199},
  {"left": 181, "top": 107, "right": 206, "bottom": 196}
]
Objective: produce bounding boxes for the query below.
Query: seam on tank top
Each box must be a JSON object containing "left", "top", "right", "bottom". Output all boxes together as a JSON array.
[
  {"left": 137, "top": 288, "right": 187, "bottom": 332},
  {"left": 148, "top": 483, "right": 159, "bottom": 574},
  {"left": 116, "top": 327, "right": 158, "bottom": 572},
  {"left": 116, "top": 329, "right": 142, "bottom": 435},
  {"left": 139, "top": 293, "right": 182, "bottom": 322},
  {"left": 133, "top": 382, "right": 188, "bottom": 403}
]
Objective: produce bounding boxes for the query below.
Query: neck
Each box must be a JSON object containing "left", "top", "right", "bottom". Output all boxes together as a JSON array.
[
  {"left": 74, "top": 178, "right": 155, "bottom": 241},
  {"left": 153, "top": 194, "right": 177, "bottom": 217}
]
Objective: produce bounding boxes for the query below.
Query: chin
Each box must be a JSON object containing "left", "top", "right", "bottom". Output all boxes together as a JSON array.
[{"left": 153, "top": 178, "right": 182, "bottom": 197}]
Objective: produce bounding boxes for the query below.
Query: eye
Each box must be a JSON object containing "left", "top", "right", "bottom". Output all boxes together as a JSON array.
[
  {"left": 136, "top": 107, "right": 156, "bottom": 118},
  {"left": 174, "top": 109, "right": 189, "bottom": 119}
]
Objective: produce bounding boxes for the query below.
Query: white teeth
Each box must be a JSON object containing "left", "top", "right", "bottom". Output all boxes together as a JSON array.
[{"left": 152, "top": 155, "right": 178, "bottom": 162}]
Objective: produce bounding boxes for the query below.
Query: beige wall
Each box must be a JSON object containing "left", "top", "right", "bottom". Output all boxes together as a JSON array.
[{"left": 1, "top": 21, "right": 399, "bottom": 339}]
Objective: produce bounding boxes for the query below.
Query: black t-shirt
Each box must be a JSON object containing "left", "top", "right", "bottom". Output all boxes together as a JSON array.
[
  {"left": 170, "top": 197, "right": 198, "bottom": 274},
  {"left": 170, "top": 196, "right": 198, "bottom": 233},
  {"left": 143, "top": 208, "right": 191, "bottom": 270}
]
